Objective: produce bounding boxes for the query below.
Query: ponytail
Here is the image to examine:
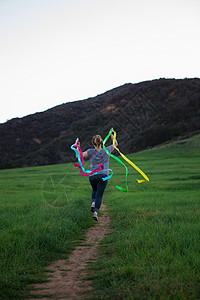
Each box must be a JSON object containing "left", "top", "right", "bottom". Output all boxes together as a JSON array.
[{"left": 92, "top": 135, "right": 103, "bottom": 147}]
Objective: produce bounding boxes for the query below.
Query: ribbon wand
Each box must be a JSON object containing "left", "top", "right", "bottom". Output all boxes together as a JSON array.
[
  {"left": 112, "top": 130, "right": 149, "bottom": 183},
  {"left": 103, "top": 128, "right": 128, "bottom": 192}
]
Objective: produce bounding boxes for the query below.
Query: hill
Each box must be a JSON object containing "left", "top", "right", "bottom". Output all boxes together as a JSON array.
[{"left": 0, "top": 78, "right": 200, "bottom": 169}]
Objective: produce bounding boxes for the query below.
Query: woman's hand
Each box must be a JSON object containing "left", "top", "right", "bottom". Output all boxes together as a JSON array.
[
  {"left": 75, "top": 139, "right": 80, "bottom": 146},
  {"left": 110, "top": 129, "right": 118, "bottom": 147}
]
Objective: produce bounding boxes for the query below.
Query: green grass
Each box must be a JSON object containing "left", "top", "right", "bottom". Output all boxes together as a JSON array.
[
  {"left": 0, "top": 134, "right": 200, "bottom": 299},
  {"left": 89, "top": 134, "right": 200, "bottom": 299},
  {"left": 0, "top": 163, "right": 94, "bottom": 299}
]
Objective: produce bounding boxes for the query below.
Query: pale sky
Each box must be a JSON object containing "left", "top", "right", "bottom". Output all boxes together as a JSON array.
[{"left": 0, "top": 0, "right": 200, "bottom": 123}]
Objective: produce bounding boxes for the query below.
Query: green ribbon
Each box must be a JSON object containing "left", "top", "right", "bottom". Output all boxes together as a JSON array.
[{"left": 103, "top": 128, "right": 128, "bottom": 192}]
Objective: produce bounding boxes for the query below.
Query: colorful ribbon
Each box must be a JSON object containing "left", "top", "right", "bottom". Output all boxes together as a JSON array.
[
  {"left": 72, "top": 139, "right": 104, "bottom": 175},
  {"left": 103, "top": 128, "right": 128, "bottom": 192},
  {"left": 70, "top": 138, "right": 113, "bottom": 181},
  {"left": 112, "top": 131, "right": 150, "bottom": 183},
  {"left": 71, "top": 129, "right": 149, "bottom": 191},
  {"left": 103, "top": 128, "right": 149, "bottom": 192}
]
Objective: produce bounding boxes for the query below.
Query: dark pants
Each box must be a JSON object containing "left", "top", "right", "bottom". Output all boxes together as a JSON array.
[{"left": 89, "top": 174, "right": 108, "bottom": 213}]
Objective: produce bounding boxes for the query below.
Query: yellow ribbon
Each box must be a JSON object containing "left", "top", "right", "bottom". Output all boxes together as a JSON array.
[
  {"left": 113, "top": 130, "right": 149, "bottom": 183},
  {"left": 103, "top": 128, "right": 128, "bottom": 192}
]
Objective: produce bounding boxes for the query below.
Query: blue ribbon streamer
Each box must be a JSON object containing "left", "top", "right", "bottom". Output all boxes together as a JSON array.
[{"left": 70, "top": 139, "right": 113, "bottom": 181}]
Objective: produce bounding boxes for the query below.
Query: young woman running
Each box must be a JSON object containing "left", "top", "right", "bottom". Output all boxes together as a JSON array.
[{"left": 78, "top": 132, "right": 118, "bottom": 221}]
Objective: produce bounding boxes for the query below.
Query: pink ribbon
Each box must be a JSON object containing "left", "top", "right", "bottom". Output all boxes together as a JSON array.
[
  {"left": 73, "top": 140, "right": 104, "bottom": 176},
  {"left": 74, "top": 163, "right": 104, "bottom": 176}
]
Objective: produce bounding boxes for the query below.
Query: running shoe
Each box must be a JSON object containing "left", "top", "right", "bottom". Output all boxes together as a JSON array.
[
  {"left": 93, "top": 211, "right": 98, "bottom": 221},
  {"left": 91, "top": 202, "right": 95, "bottom": 212}
]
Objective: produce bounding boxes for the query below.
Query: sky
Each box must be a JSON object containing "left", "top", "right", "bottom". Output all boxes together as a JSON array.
[{"left": 0, "top": 0, "right": 200, "bottom": 123}]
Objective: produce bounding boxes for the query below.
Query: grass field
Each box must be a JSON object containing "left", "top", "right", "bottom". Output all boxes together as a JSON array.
[
  {"left": 0, "top": 134, "right": 200, "bottom": 299},
  {"left": 90, "top": 135, "right": 200, "bottom": 299},
  {"left": 0, "top": 161, "right": 93, "bottom": 299}
]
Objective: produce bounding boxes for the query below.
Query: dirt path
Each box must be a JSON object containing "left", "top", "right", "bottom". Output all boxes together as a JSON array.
[{"left": 29, "top": 203, "right": 110, "bottom": 300}]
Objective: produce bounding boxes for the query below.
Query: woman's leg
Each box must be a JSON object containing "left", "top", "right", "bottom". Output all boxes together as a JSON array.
[
  {"left": 94, "top": 175, "right": 108, "bottom": 213},
  {"left": 89, "top": 175, "right": 98, "bottom": 204},
  {"left": 91, "top": 190, "right": 97, "bottom": 203}
]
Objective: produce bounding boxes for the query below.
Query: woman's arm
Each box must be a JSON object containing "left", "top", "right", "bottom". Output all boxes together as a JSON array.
[{"left": 82, "top": 151, "right": 88, "bottom": 158}]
